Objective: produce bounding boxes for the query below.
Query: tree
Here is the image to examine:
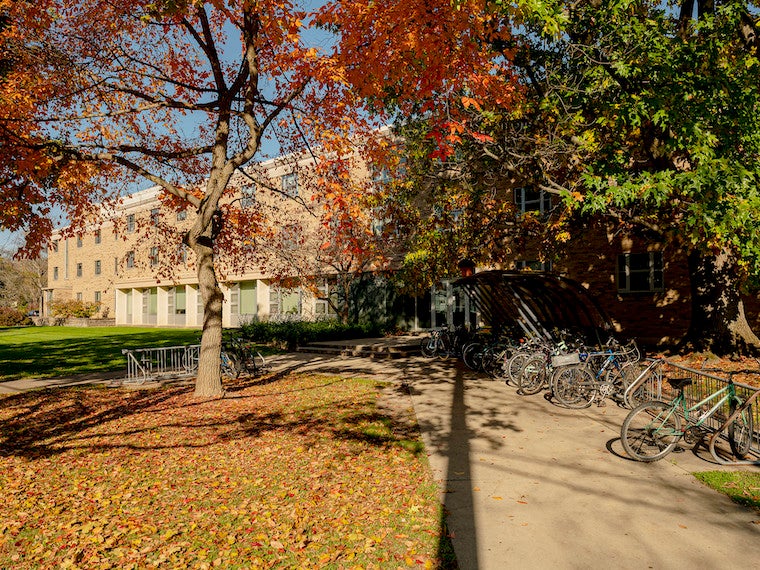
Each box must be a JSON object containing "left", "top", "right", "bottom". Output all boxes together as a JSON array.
[
  {"left": 1, "top": 0, "right": 387, "bottom": 397},
  {"left": 327, "top": 0, "right": 760, "bottom": 354},
  {"left": 0, "top": 248, "right": 45, "bottom": 311},
  {"left": 316, "top": 0, "right": 527, "bottom": 293},
  {"left": 517, "top": 0, "right": 760, "bottom": 354}
]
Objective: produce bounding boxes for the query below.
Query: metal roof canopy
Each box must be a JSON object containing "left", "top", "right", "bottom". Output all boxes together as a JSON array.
[{"left": 453, "top": 270, "right": 612, "bottom": 342}]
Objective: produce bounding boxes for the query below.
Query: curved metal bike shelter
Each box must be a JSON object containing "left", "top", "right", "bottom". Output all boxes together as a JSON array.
[{"left": 453, "top": 270, "right": 613, "bottom": 342}]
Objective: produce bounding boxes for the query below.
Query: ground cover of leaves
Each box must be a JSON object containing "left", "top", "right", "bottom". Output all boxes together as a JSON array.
[{"left": 0, "top": 373, "right": 453, "bottom": 569}]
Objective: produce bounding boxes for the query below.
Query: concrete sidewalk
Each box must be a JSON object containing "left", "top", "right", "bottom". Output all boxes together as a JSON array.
[
  {"left": 392, "top": 357, "right": 760, "bottom": 570},
  {"left": 4, "top": 348, "right": 760, "bottom": 569}
]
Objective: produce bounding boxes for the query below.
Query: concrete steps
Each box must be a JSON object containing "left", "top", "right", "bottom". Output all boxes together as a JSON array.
[{"left": 295, "top": 335, "right": 422, "bottom": 359}]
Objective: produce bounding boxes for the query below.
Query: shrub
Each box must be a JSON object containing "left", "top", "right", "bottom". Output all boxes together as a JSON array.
[
  {"left": 239, "top": 317, "right": 389, "bottom": 350},
  {"left": 0, "top": 306, "right": 33, "bottom": 327},
  {"left": 51, "top": 300, "right": 101, "bottom": 319}
]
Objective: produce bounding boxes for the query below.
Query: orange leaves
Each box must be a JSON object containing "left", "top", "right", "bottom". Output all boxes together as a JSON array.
[
  {"left": 0, "top": 374, "right": 447, "bottom": 568},
  {"left": 318, "top": 0, "right": 519, "bottom": 110}
]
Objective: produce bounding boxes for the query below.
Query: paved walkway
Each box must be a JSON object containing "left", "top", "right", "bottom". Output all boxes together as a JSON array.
[{"left": 4, "top": 346, "right": 760, "bottom": 569}]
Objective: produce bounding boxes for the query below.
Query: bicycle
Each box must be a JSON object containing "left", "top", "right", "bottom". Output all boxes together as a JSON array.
[
  {"left": 182, "top": 342, "right": 241, "bottom": 378},
  {"left": 228, "top": 338, "right": 267, "bottom": 377},
  {"left": 420, "top": 325, "right": 469, "bottom": 360},
  {"left": 550, "top": 340, "right": 640, "bottom": 408},
  {"left": 620, "top": 376, "right": 755, "bottom": 462}
]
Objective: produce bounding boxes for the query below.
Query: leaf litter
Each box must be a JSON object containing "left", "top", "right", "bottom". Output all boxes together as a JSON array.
[{"left": 0, "top": 374, "right": 453, "bottom": 569}]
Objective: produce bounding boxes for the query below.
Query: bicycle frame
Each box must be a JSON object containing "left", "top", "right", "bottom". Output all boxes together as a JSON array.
[
  {"left": 655, "top": 380, "right": 741, "bottom": 438},
  {"left": 678, "top": 382, "right": 737, "bottom": 429}
]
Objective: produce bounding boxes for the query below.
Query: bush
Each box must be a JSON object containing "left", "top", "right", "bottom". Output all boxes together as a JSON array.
[
  {"left": 239, "top": 317, "right": 389, "bottom": 350},
  {"left": 0, "top": 307, "right": 33, "bottom": 327},
  {"left": 51, "top": 300, "right": 101, "bottom": 319}
]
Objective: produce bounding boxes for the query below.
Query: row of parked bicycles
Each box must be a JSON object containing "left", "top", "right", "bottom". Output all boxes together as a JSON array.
[
  {"left": 421, "top": 325, "right": 656, "bottom": 408},
  {"left": 420, "top": 325, "right": 757, "bottom": 463}
]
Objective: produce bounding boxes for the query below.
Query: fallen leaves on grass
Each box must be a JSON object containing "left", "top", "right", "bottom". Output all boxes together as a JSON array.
[{"left": 0, "top": 374, "right": 452, "bottom": 569}]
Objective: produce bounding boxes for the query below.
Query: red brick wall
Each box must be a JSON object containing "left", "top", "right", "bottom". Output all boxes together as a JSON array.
[{"left": 509, "top": 222, "right": 760, "bottom": 348}]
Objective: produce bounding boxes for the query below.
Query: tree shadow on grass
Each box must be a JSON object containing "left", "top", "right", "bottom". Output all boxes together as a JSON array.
[
  {"left": 0, "top": 386, "right": 186, "bottom": 459},
  {"left": 0, "top": 375, "right": 428, "bottom": 463},
  {"left": 0, "top": 330, "right": 200, "bottom": 381}
]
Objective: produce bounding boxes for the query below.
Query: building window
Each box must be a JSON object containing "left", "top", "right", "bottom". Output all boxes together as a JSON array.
[
  {"left": 76, "top": 236, "right": 83, "bottom": 248},
  {"left": 53, "top": 266, "right": 59, "bottom": 280},
  {"left": 515, "top": 188, "right": 552, "bottom": 216},
  {"left": 52, "top": 241, "right": 58, "bottom": 253},
  {"left": 94, "top": 229, "right": 101, "bottom": 244},
  {"left": 151, "top": 208, "right": 160, "bottom": 226},
  {"left": 127, "top": 214, "right": 135, "bottom": 233},
  {"left": 175, "top": 286, "right": 187, "bottom": 315},
  {"left": 281, "top": 172, "right": 298, "bottom": 198},
  {"left": 76, "top": 292, "right": 83, "bottom": 301},
  {"left": 94, "top": 260, "right": 101, "bottom": 275},
  {"left": 114, "top": 257, "right": 119, "bottom": 274},
  {"left": 126, "top": 251, "right": 135, "bottom": 269},
  {"left": 94, "top": 291, "right": 101, "bottom": 303},
  {"left": 269, "top": 285, "right": 301, "bottom": 316},
  {"left": 150, "top": 247, "right": 159, "bottom": 266},
  {"left": 515, "top": 260, "right": 552, "bottom": 272},
  {"left": 178, "top": 244, "right": 188, "bottom": 265},
  {"left": 617, "top": 252, "right": 664, "bottom": 293},
  {"left": 241, "top": 183, "right": 256, "bottom": 208},
  {"left": 76, "top": 263, "right": 82, "bottom": 277},
  {"left": 315, "top": 280, "right": 338, "bottom": 316}
]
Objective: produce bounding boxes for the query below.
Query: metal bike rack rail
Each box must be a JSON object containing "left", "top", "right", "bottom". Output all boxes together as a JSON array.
[
  {"left": 122, "top": 344, "right": 201, "bottom": 384},
  {"left": 660, "top": 360, "right": 760, "bottom": 466}
]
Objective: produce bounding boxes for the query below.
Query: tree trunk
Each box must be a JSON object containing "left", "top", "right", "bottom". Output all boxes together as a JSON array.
[
  {"left": 684, "top": 249, "right": 760, "bottom": 355},
  {"left": 192, "top": 238, "right": 225, "bottom": 398}
]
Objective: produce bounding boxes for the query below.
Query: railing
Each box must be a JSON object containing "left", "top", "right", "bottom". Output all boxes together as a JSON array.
[
  {"left": 122, "top": 344, "right": 200, "bottom": 384},
  {"left": 660, "top": 360, "right": 760, "bottom": 464}
]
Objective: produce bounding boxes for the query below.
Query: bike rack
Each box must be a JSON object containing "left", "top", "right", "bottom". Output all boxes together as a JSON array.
[
  {"left": 662, "top": 361, "right": 760, "bottom": 466},
  {"left": 707, "top": 386, "right": 760, "bottom": 466},
  {"left": 122, "top": 344, "right": 201, "bottom": 384}
]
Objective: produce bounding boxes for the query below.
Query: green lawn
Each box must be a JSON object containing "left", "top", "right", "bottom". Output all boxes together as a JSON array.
[
  {"left": 694, "top": 471, "right": 760, "bottom": 510},
  {"left": 0, "top": 327, "right": 202, "bottom": 381}
]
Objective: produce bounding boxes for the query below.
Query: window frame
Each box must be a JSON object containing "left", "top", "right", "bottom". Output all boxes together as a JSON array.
[
  {"left": 617, "top": 252, "right": 664, "bottom": 294},
  {"left": 514, "top": 187, "right": 552, "bottom": 216},
  {"left": 281, "top": 172, "right": 298, "bottom": 198}
]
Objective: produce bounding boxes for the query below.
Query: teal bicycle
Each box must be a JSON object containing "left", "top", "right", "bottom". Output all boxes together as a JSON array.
[{"left": 621, "top": 376, "right": 755, "bottom": 462}]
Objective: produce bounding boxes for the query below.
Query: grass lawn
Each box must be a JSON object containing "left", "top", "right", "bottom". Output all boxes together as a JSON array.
[
  {"left": 694, "top": 471, "right": 760, "bottom": 510},
  {"left": 0, "top": 373, "right": 456, "bottom": 569},
  {"left": 0, "top": 327, "right": 205, "bottom": 381}
]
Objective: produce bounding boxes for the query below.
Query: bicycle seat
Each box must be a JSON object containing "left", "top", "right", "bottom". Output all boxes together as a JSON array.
[{"left": 666, "top": 377, "right": 692, "bottom": 390}]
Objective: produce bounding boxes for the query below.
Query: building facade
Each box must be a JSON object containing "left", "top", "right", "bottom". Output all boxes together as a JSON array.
[{"left": 44, "top": 166, "right": 760, "bottom": 347}]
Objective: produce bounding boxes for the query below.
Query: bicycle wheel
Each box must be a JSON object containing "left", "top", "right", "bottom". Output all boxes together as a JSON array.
[
  {"left": 182, "top": 347, "right": 199, "bottom": 373},
  {"left": 221, "top": 351, "right": 240, "bottom": 379},
  {"left": 621, "top": 401, "right": 682, "bottom": 462},
  {"left": 728, "top": 400, "right": 754, "bottom": 459},
  {"left": 518, "top": 354, "right": 547, "bottom": 395},
  {"left": 552, "top": 365, "right": 596, "bottom": 409},
  {"left": 507, "top": 352, "right": 530, "bottom": 385},
  {"left": 437, "top": 337, "right": 451, "bottom": 360},
  {"left": 420, "top": 336, "right": 437, "bottom": 358},
  {"left": 461, "top": 342, "right": 483, "bottom": 370}
]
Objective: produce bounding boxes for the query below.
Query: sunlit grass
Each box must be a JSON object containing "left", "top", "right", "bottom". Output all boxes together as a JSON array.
[
  {"left": 0, "top": 327, "right": 268, "bottom": 381},
  {"left": 694, "top": 471, "right": 760, "bottom": 510}
]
